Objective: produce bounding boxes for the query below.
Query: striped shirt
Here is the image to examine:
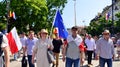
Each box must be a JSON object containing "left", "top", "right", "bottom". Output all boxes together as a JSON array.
[
  {"left": 96, "top": 38, "right": 115, "bottom": 59},
  {"left": 25, "top": 37, "right": 38, "bottom": 55}
]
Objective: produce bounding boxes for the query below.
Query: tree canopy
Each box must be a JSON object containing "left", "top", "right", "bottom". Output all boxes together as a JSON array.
[
  {"left": 86, "top": 12, "right": 120, "bottom": 36},
  {"left": 0, "top": 0, "right": 67, "bottom": 33}
]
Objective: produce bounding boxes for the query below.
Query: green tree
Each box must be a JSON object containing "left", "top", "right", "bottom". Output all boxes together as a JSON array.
[
  {"left": 10, "top": 0, "right": 48, "bottom": 33},
  {"left": 115, "top": 12, "right": 120, "bottom": 33},
  {"left": 0, "top": 0, "right": 67, "bottom": 33},
  {"left": 0, "top": 1, "right": 7, "bottom": 31},
  {"left": 0, "top": 1, "right": 6, "bottom": 20},
  {"left": 86, "top": 16, "right": 112, "bottom": 36},
  {"left": 46, "top": 0, "right": 67, "bottom": 32}
]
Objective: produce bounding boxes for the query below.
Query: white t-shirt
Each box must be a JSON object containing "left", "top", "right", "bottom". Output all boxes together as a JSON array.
[
  {"left": 0, "top": 35, "right": 8, "bottom": 67},
  {"left": 85, "top": 38, "right": 96, "bottom": 51},
  {"left": 20, "top": 36, "right": 27, "bottom": 47}
]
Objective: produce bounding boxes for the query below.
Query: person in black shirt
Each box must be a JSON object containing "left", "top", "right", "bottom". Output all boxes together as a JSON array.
[{"left": 52, "top": 32, "right": 63, "bottom": 67}]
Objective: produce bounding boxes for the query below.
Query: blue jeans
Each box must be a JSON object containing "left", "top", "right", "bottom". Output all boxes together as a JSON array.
[
  {"left": 14, "top": 53, "right": 17, "bottom": 60},
  {"left": 65, "top": 57, "right": 80, "bottom": 67},
  {"left": 99, "top": 57, "right": 112, "bottom": 67},
  {"left": 27, "top": 55, "right": 35, "bottom": 67}
]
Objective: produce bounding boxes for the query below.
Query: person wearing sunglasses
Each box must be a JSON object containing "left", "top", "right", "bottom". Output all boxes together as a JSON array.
[{"left": 95, "top": 30, "right": 115, "bottom": 67}]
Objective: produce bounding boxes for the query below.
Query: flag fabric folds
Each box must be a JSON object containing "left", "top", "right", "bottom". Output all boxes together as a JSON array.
[
  {"left": 53, "top": 9, "right": 68, "bottom": 39},
  {"left": 79, "top": 41, "right": 86, "bottom": 52},
  {"left": 12, "top": 11, "right": 16, "bottom": 20},
  {"left": 6, "top": 27, "right": 22, "bottom": 54},
  {"left": 9, "top": 11, "right": 12, "bottom": 18},
  {"left": 9, "top": 11, "right": 16, "bottom": 20},
  {"left": 106, "top": 12, "right": 110, "bottom": 20}
]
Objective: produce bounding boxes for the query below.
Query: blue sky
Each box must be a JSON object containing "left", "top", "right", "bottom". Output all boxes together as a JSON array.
[{"left": 62, "top": 0, "right": 112, "bottom": 28}]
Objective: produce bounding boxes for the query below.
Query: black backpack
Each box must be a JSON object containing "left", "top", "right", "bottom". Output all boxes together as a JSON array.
[{"left": 0, "top": 33, "right": 3, "bottom": 56}]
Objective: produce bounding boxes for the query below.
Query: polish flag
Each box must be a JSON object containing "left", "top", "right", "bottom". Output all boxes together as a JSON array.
[
  {"left": 6, "top": 27, "right": 22, "bottom": 54},
  {"left": 12, "top": 11, "right": 16, "bottom": 20}
]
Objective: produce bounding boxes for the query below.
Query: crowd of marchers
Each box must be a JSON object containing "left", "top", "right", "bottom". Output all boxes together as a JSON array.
[{"left": 1, "top": 26, "right": 120, "bottom": 67}]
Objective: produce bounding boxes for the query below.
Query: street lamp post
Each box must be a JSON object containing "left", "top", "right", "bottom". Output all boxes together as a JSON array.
[
  {"left": 73, "top": 0, "right": 77, "bottom": 26},
  {"left": 82, "top": 20, "right": 85, "bottom": 27},
  {"left": 6, "top": 0, "right": 10, "bottom": 33},
  {"left": 111, "top": 0, "right": 114, "bottom": 36}
]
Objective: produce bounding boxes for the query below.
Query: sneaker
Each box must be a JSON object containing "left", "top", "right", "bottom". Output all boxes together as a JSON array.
[
  {"left": 52, "top": 61, "right": 56, "bottom": 65},
  {"left": 87, "top": 64, "right": 91, "bottom": 67},
  {"left": 87, "top": 64, "right": 93, "bottom": 67},
  {"left": 52, "top": 64, "right": 55, "bottom": 67},
  {"left": 96, "top": 64, "right": 100, "bottom": 67},
  {"left": 90, "top": 64, "right": 93, "bottom": 65},
  {"left": 52, "top": 61, "right": 56, "bottom": 67}
]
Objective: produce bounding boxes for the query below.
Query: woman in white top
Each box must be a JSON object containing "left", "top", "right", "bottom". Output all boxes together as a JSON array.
[{"left": 32, "top": 29, "right": 53, "bottom": 67}]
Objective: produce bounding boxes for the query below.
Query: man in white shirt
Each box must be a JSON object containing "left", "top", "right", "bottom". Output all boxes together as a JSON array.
[
  {"left": 85, "top": 34, "right": 96, "bottom": 66},
  {"left": 20, "top": 32, "right": 27, "bottom": 56},
  {"left": 20, "top": 32, "right": 27, "bottom": 47}
]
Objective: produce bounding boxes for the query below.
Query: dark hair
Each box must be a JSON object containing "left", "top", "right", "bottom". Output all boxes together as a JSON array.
[{"left": 71, "top": 26, "right": 78, "bottom": 30}]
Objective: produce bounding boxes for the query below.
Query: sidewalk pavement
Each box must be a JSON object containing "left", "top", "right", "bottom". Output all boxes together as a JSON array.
[
  {"left": 58, "top": 58, "right": 120, "bottom": 67},
  {"left": 10, "top": 56, "right": 120, "bottom": 67},
  {"left": 9, "top": 50, "right": 120, "bottom": 67}
]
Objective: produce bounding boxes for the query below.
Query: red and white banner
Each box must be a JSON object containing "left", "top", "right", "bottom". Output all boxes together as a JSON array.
[{"left": 6, "top": 27, "right": 22, "bottom": 54}]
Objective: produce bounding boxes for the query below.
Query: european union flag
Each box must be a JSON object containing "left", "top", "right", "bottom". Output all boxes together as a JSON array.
[{"left": 53, "top": 9, "right": 68, "bottom": 39}]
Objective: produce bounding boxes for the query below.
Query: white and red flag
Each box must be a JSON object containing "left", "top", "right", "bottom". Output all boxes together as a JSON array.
[
  {"left": 6, "top": 27, "right": 22, "bottom": 54},
  {"left": 12, "top": 11, "right": 16, "bottom": 20}
]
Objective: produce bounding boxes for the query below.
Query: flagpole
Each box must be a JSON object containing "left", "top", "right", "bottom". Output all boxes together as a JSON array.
[
  {"left": 111, "top": 0, "right": 114, "bottom": 36},
  {"left": 6, "top": 0, "right": 10, "bottom": 33},
  {"left": 83, "top": 20, "right": 85, "bottom": 27},
  {"left": 50, "top": 9, "right": 68, "bottom": 39},
  {"left": 50, "top": 9, "right": 58, "bottom": 37}
]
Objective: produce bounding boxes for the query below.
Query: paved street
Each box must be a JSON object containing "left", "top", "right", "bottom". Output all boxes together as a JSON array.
[
  {"left": 10, "top": 57, "right": 120, "bottom": 67},
  {"left": 9, "top": 50, "right": 120, "bottom": 67}
]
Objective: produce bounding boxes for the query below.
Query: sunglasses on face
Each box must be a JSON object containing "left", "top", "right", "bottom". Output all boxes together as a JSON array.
[
  {"left": 41, "top": 33, "right": 48, "bottom": 35},
  {"left": 103, "top": 33, "right": 109, "bottom": 35}
]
